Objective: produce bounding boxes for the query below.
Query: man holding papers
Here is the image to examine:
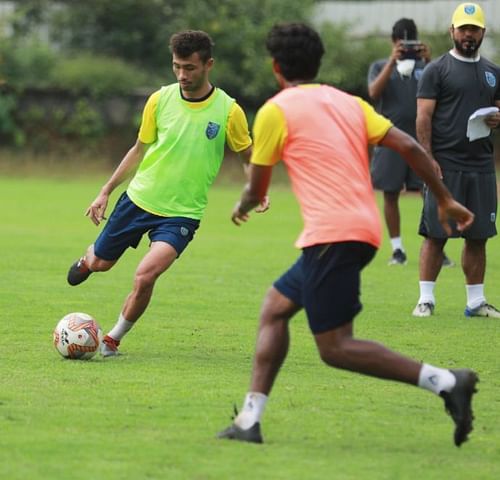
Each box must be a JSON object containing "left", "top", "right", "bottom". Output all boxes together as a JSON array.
[{"left": 412, "top": 3, "right": 500, "bottom": 318}]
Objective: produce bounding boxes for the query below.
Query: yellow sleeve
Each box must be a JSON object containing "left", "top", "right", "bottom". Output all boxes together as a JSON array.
[
  {"left": 138, "top": 90, "right": 161, "bottom": 144},
  {"left": 355, "top": 97, "right": 393, "bottom": 144},
  {"left": 226, "top": 102, "right": 252, "bottom": 152},
  {"left": 250, "top": 102, "right": 286, "bottom": 166}
]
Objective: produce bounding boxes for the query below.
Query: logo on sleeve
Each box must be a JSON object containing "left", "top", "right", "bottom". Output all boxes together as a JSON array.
[
  {"left": 485, "top": 71, "right": 496, "bottom": 87},
  {"left": 206, "top": 121, "right": 220, "bottom": 139}
]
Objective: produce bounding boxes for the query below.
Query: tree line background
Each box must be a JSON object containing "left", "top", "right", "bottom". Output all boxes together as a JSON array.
[{"left": 0, "top": 0, "right": 497, "bottom": 158}]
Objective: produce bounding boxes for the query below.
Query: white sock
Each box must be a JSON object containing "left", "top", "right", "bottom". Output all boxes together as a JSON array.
[
  {"left": 466, "top": 284, "right": 486, "bottom": 310},
  {"left": 418, "top": 364, "right": 456, "bottom": 395},
  {"left": 234, "top": 392, "right": 268, "bottom": 429},
  {"left": 418, "top": 281, "right": 436, "bottom": 305},
  {"left": 390, "top": 237, "right": 403, "bottom": 252},
  {"left": 107, "top": 313, "right": 135, "bottom": 341}
]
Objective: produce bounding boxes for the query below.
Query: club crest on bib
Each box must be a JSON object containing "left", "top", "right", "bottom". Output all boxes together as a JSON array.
[
  {"left": 206, "top": 121, "right": 220, "bottom": 139},
  {"left": 485, "top": 71, "right": 496, "bottom": 88}
]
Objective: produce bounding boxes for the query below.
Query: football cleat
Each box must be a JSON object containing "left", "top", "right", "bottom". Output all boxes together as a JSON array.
[
  {"left": 464, "top": 302, "right": 500, "bottom": 318},
  {"left": 67, "top": 257, "right": 92, "bottom": 286},
  {"left": 440, "top": 369, "right": 479, "bottom": 447},
  {"left": 101, "top": 335, "right": 121, "bottom": 357},
  {"left": 388, "top": 248, "right": 407, "bottom": 266},
  {"left": 217, "top": 422, "right": 263, "bottom": 444},
  {"left": 412, "top": 302, "right": 434, "bottom": 317}
]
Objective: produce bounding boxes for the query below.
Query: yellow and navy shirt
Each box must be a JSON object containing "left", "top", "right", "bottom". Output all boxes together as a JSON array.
[
  {"left": 250, "top": 84, "right": 392, "bottom": 248},
  {"left": 138, "top": 88, "right": 251, "bottom": 152},
  {"left": 127, "top": 85, "right": 252, "bottom": 219}
]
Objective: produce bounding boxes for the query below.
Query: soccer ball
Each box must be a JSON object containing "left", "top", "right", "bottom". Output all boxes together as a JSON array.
[{"left": 53, "top": 312, "right": 103, "bottom": 360}]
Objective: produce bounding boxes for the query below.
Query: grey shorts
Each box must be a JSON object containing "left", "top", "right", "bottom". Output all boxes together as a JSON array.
[
  {"left": 371, "top": 146, "right": 423, "bottom": 192},
  {"left": 418, "top": 170, "right": 497, "bottom": 239}
]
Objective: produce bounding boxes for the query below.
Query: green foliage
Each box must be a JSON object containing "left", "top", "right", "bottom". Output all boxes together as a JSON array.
[
  {"left": 8, "top": 0, "right": 316, "bottom": 108},
  {"left": 47, "top": 0, "right": 185, "bottom": 70},
  {"left": 319, "top": 23, "right": 388, "bottom": 96},
  {"left": 60, "top": 99, "right": 104, "bottom": 139},
  {"left": 50, "top": 54, "right": 155, "bottom": 97},
  {"left": 174, "top": 0, "right": 316, "bottom": 106},
  {"left": 15, "top": 97, "right": 106, "bottom": 151},
  {"left": 0, "top": 93, "right": 25, "bottom": 146},
  {"left": 0, "top": 38, "right": 57, "bottom": 89}
]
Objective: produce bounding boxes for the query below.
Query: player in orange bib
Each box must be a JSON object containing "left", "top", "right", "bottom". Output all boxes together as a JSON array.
[{"left": 218, "top": 23, "right": 478, "bottom": 447}]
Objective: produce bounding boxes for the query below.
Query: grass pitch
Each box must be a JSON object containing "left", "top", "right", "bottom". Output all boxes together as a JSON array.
[{"left": 1, "top": 174, "right": 499, "bottom": 479}]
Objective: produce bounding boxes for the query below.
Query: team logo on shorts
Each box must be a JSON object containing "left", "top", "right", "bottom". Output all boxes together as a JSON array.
[
  {"left": 485, "top": 71, "right": 496, "bottom": 87},
  {"left": 180, "top": 226, "right": 189, "bottom": 237},
  {"left": 490, "top": 213, "right": 496, "bottom": 223},
  {"left": 205, "top": 121, "right": 220, "bottom": 139}
]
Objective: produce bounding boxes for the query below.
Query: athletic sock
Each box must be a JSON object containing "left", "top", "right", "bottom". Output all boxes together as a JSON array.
[
  {"left": 418, "top": 363, "right": 456, "bottom": 395},
  {"left": 418, "top": 281, "right": 436, "bottom": 305},
  {"left": 390, "top": 237, "right": 403, "bottom": 252},
  {"left": 234, "top": 392, "right": 268, "bottom": 430},
  {"left": 107, "top": 313, "right": 135, "bottom": 341},
  {"left": 466, "top": 284, "right": 486, "bottom": 310}
]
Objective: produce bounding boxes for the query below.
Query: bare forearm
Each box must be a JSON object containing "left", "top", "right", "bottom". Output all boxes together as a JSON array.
[
  {"left": 237, "top": 183, "right": 264, "bottom": 214},
  {"left": 368, "top": 60, "right": 395, "bottom": 101},
  {"left": 381, "top": 128, "right": 449, "bottom": 201},
  {"left": 402, "top": 142, "right": 450, "bottom": 201},
  {"left": 415, "top": 99, "right": 436, "bottom": 155},
  {"left": 101, "top": 142, "right": 144, "bottom": 195}
]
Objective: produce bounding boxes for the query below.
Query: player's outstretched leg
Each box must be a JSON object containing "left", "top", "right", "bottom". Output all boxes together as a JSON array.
[{"left": 440, "top": 369, "right": 479, "bottom": 447}]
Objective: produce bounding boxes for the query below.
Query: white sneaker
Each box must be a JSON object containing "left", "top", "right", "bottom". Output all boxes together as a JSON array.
[
  {"left": 464, "top": 302, "right": 500, "bottom": 318},
  {"left": 412, "top": 302, "right": 434, "bottom": 317}
]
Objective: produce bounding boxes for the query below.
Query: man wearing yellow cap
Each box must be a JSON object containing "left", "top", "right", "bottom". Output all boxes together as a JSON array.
[{"left": 413, "top": 3, "right": 500, "bottom": 318}]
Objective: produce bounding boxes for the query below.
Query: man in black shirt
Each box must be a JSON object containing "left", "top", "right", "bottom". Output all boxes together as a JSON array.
[
  {"left": 413, "top": 2, "right": 500, "bottom": 318},
  {"left": 368, "top": 18, "right": 432, "bottom": 266}
]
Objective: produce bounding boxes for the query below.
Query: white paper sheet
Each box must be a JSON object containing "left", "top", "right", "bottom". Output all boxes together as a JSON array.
[{"left": 466, "top": 106, "right": 499, "bottom": 141}]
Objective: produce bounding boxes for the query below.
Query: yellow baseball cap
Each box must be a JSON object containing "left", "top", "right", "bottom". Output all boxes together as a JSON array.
[{"left": 452, "top": 3, "right": 485, "bottom": 28}]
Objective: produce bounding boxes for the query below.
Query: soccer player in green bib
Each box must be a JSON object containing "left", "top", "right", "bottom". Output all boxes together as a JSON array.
[{"left": 67, "top": 30, "right": 253, "bottom": 356}]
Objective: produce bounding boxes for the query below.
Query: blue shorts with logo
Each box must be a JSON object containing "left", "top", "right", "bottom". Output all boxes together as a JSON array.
[
  {"left": 274, "top": 242, "right": 376, "bottom": 334},
  {"left": 94, "top": 192, "right": 200, "bottom": 261}
]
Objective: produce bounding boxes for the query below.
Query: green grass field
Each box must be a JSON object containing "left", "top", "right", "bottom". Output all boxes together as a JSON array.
[{"left": 1, "top": 173, "right": 499, "bottom": 479}]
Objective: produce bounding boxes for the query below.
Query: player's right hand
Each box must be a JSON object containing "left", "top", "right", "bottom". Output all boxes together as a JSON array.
[
  {"left": 438, "top": 200, "right": 474, "bottom": 235},
  {"left": 85, "top": 193, "right": 109, "bottom": 226}
]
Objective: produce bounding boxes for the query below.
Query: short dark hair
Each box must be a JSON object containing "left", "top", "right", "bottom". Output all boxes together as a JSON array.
[
  {"left": 392, "top": 18, "right": 418, "bottom": 41},
  {"left": 169, "top": 30, "right": 214, "bottom": 63},
  {"left": 266, "top": 23, "right": 325, "bottom": 82}
]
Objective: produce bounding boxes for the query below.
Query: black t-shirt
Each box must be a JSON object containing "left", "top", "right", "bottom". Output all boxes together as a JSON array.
[
  {"left": 417, "top": 51, "right": 500, "bottom": 172},
  {"left": 368, "top": 59, "right": 426, "bottom": 137}
]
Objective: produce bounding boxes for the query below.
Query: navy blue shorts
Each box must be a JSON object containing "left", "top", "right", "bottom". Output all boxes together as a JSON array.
[
  {"left": 93, "top": 192, "right": 200, "bottom": 261},
  {"left": 419, "top": 170, "right": 497, "bottom": 239},
  {"left": 274, "top": 242, "right": 376, "bottom": 334}
]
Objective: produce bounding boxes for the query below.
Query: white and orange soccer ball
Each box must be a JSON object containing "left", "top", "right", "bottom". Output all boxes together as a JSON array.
[{"left": 53, "top": 312, "right": 103, "bottom": 360}]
